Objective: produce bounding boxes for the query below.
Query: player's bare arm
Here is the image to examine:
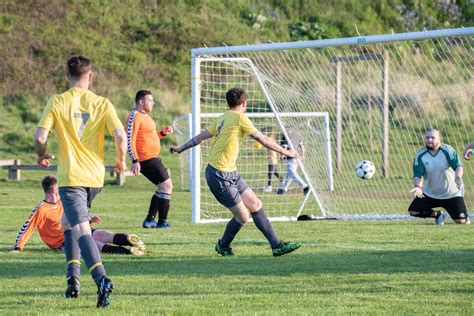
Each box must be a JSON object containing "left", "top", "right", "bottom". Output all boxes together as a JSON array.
[
  {"left": 170, "top": 130, "right": 213, "bottom": 154},
  {"left": 250, "top": 131, "right": 298, "bottom": 159},
  {"left": 35, "top": 127, "right": 55, "bottom": 168},
  {"left": 113, "top": 128, "right": 127, "bottom": 173}
]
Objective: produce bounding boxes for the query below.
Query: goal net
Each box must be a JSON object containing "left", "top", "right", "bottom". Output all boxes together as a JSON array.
[
  {"left": 190, "top": 27, "right": 473, "bottom": 222},
  {"left": 175, "top": 111, "right": 332, "bottom": 222}
]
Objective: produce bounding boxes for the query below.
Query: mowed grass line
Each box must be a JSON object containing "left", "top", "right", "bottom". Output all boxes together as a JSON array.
[{"left": 0, "top": 173, "right": 473, "bottom": 314}]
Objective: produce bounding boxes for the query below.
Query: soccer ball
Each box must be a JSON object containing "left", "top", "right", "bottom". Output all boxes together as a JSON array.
[{"left": 355, "top": 160, "right": 375, "bottom": 179}]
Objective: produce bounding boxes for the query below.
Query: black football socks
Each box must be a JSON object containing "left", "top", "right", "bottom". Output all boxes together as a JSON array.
[
  {"left": 78, "top": 235, "right": 106, "bottom": 286},
  {"left": 251, "top": 208, "right": 281, "bottom": 248},
  {"left": 64, "top": 229, "right": 80, "bottom": 279},
  {"left": 220, "top": 218, "right": 243, "bottom": 247},
  {"left": 145, "top": 193, "right": 160, "bottom": 222}
]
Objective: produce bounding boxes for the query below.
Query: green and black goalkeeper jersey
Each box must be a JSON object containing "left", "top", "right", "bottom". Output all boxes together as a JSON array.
[{"left": 413, "top": 144, "right": 463, "bottom": 199}]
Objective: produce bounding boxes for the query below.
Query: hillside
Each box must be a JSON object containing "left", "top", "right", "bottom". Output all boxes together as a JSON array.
[{"left": 0, "top": 0, "right": 472, "bottom": 161}]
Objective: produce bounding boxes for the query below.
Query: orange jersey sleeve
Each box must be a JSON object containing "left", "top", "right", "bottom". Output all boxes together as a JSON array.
[
  {"left": 126, "top": 111, "right": 140, "bottom": 162},
  {"left": 126, "top": 111, "right": 161, "bottom": 162},
  {"left": 14, "top": 202, "right": 45, "bottom": 250}
]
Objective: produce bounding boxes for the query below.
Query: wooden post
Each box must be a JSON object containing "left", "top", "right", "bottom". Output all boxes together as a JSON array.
[
  {"left": 9, "top": 159, "right": 21, "bottom": 181},
  {"left": 116, "top": 172, "right": 125, "bottom": 186}
]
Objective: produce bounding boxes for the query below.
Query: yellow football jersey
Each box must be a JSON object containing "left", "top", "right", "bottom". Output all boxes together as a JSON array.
[
  {"left": 38, "top": 87, "right": 123, "bottom": 187},
  {"left": 207, "top": 110, "right": 257, "bottom": 172}
]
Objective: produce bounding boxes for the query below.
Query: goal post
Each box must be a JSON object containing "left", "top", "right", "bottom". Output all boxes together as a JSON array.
[
  {"left": 174, "top": 111, "right": 333, "bottom": 223},
  {"left": 190, "top": 27, "right": 474, "bottom": 222}
]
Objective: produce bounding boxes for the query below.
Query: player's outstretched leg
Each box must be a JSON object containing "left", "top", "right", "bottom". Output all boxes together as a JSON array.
[
  {"left": 215, "top": 218, "right": 243, "bottom": 256},
  {"left": 96, "top": 276, "right": 113, "bottom": 308}
]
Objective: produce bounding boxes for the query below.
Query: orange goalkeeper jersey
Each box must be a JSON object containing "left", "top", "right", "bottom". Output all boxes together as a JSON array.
[
  {"left": 126, "top": 110, "right": 165, "bottom": 162},
  {"left": 14, "top": 200, "right": 64, "bottom": 251}
]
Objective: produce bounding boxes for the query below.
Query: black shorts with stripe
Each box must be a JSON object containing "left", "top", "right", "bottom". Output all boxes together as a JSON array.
[
  {"left": 140, "top": 157, "right": 170, "bottom": 185},
  {"left": 408, "top": 195, "right": 468, "bottom": 220}
]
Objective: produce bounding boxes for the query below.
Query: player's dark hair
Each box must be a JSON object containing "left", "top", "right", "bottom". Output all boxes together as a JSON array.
[
  {"left": 41, "top": 175, "right": 57, "bottom": 194},
  {"left": 226, "top": 87, "right": 247, "bottom": 108},
  {"left": 67, "top": 55, "right": 92, "bottom": 79},
  {"left": 135, "top": 90, "right": 152, "bottom": 104}
]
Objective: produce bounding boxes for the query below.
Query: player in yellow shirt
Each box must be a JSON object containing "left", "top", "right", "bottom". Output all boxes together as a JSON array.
[
  {"left": 35, "top": 55, "right": 126, "bottom": 308},
  {"left": 170, "top": 87, "right": 301, "bottom": 256}
]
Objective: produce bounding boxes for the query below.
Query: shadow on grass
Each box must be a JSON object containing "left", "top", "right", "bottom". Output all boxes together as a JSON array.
[{"left": 2, "top": 249, "right": 473, "bottom": 279}]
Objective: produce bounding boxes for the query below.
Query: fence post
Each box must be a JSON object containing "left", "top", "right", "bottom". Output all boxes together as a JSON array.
[
  {"left": 116, "top": 172, "right": 125, "bottom": 186},
  {"left": 8, "top": 160, "right": 21, "bottom": 180}
]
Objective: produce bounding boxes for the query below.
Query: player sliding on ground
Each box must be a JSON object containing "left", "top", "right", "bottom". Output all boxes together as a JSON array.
[
  {"left": 12, "top": 176, "right": 145, "bottom": 256},
  {"left": 170, "top": 87, "right": 301, "bottom": 256}
]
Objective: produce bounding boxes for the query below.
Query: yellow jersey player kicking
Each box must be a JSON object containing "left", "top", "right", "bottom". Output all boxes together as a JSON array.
[{"left": 170, "top": 87, "right": 301, "bottom": 257}]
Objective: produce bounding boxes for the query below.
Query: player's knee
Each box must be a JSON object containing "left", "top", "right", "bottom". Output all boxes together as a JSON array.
[
  {"left": 246, "top": 199, "right": 262, "bottom": 213},
  {"left": 408, "top": 210, "right": 421, "bottom": 217},
  {"left": 454, "top": 218, "right": 469, "bottom": 225},
  {"left": 159, "top": 178, "right": 173, "bottom": 194},
  {"left": 235, "top": 214, "right": 249, "bottom": 225}
]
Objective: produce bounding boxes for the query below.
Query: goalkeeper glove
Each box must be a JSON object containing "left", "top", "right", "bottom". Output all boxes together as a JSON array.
[
  {"left": 410, "top": 186, "right": 424, "bottom": 199},
  {"left": 464, "top": 149, "right": 472, "bottom": 161},
  {"left": 455, "top": 177, "right": 463, "bottom": 190}
]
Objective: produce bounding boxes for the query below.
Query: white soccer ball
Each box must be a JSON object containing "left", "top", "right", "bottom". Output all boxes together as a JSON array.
[{"left": 355, "top": 160, "right": 375, "bottom": 179}]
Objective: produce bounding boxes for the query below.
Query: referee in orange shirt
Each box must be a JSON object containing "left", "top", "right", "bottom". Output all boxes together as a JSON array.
[{"left": 126, "top": 90, "right": 173, "bottom": 228}]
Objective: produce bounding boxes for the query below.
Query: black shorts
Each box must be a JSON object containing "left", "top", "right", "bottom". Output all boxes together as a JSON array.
[
  {"left": 408, "top": 195, "right": 468, "bottom": 220},
  {"left": 140, "top": 157, "right": 170, "bottom": 185}
]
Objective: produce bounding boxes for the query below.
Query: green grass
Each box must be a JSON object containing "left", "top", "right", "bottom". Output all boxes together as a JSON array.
[{"left": 1, "top": 169, "right": 474, "bottom": 314}]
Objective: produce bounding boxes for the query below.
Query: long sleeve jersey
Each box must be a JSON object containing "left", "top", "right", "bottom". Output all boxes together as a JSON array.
[
  {"left": 126, "top": 110, "right": 166, "bottom": 162},
  {"left": 13, "top": 200, "right": 64, "bottom": 251}
]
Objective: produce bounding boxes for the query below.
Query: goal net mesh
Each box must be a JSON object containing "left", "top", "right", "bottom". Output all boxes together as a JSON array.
[{"left": 191, "top": 30, "right": 473, "bottom": 221}]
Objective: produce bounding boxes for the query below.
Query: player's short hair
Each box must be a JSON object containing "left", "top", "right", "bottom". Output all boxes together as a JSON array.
[
  {"left": 226, "top": 87, "right": 247, "bottom": 108},
  {"left": 135, "top": 90, "right": 152, "bottom": 104},
  {"left": 425, "top": 128, "right": 441, "bottom": 139},
  {"left": 425, "top": 128, "right": 440, "bottom": 135},
  {"left": 67, "top": 55, "right": 92, "bottom": 79},
  {"left": 41, "top": 175, "right": 57, "bottom": 194}
]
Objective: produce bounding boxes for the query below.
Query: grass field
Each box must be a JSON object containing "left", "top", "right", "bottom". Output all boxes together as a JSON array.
[{"left": 1, "top": 167, "right": 473, "bottom": 314}]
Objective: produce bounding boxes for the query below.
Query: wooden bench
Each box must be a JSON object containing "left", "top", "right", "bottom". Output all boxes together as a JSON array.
[{"left": 1, "top": 159, "right": 132, "bottom": 186}]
